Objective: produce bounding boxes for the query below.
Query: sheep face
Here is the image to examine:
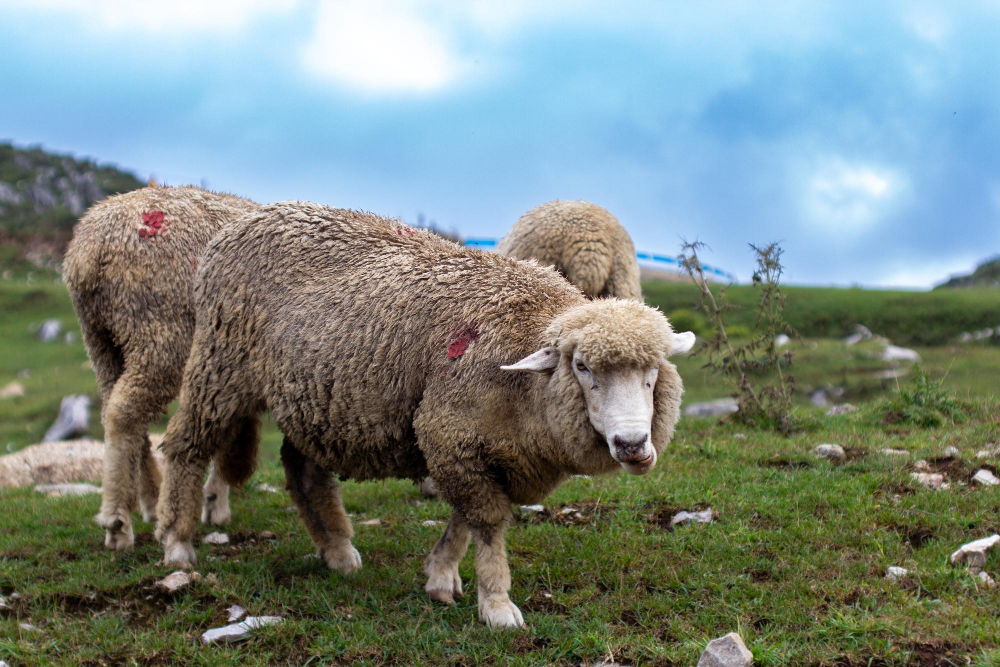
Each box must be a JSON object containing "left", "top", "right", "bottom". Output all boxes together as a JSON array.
[{"left": 501, "top": 299, "right": 695, "bottom": 475}]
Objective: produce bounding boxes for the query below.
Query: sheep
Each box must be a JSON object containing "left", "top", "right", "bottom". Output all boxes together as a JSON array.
[
  {"left": 63, "top": 186, "right": 258, "bottom": 550},
  {"left": 496, "top": 200, "right": 642, "bottom": 300},
  {"left": 154, "top": 202, "right": 695, "bottom": 628}
]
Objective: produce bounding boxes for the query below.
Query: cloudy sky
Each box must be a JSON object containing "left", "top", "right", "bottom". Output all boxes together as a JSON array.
[{"left": 2, "top": 1, "right": 998, "bottom": 287}]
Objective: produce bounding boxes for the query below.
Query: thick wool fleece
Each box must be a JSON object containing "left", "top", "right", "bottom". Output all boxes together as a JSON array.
[
  {"left": 496, "top": 200, "right": 642, "bottom": 300},
  {"left": 63, "top": 185, "right": 258, "bottom": 548},
  {"left": 155, "top": 201, "right": 687, "bottom": 626}
]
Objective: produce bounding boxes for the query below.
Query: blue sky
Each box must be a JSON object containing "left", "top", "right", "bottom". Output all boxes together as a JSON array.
[{"left": 2, "top": 1, "right": 998, "bottom": 288}]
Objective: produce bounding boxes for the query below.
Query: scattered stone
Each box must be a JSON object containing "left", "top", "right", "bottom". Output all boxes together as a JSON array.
[
  {"left": 813, "top": 444, "right": 846, "bottom": 461},
  {"left": 200, "top": 616, "right": 283, "bottom": 644},
  {"left": 520, "top": 504, "right": 545, "bottom": 513},
  {"left": 0, "top": 381, "right": 25, "bottom": 399},
  {"left": 19, "top": 622, "right": 37, "bottom": 632},
  {"left": 882, "top": 345, "right": 921, "bottom": 362},
  {"left": 973, "top": 469, "right": 1000, "bottom": 486},
  {"left": 203, "top": 532, "right": 230, "bottom": 545},
  {"left": 879, "top": 448, "right": 909, "bottom": 457},
  {"left": 942, "top": 446, "right": 961, "bottom": 459},
  {"left": 421, "top": 519, "right": 440, "bottom": 527},
  {"left": 42, "top": 395, "right": 91, "bottom": 442},
  {"left": 697, "top": 632, "right": 754, "bottom": 667},
  {"left": 36, "top": 319, "right": 62, "bottom": 342},
  {"left": 774, "top": 333, "right": 790, "bottom": 348},
  {"left": 0, "top": 596, "right": 11, "bottom": 613},
  {"left": 733, "top": 433, "right": 746, "bottom": 439},
  {"left": 683, "top": 398, "right": 739, "bottom": 417},
  {"left": 913, "top": 460, "right": 930, "bottom": 471},
  {"left": 419, "top": 476, "right": 439, "bottom": 497},
  {"left": 259, "top": 530, "right": 276, "bottom": 540},
  {"left": 156, "top": 570, "right": 196, "bottom": 594},
  {"left": 34, "top": 482, "right": 101, "bottom": 497},
  {"left": 911, "top": 472, "right": 945, "bottom": 490},
  {"left": 885, "top": 566, "right": 908, "bottom": 582},
  {"left": 844, "top": 324, "right": 873, "bottom": 346},
  {"left": 227, "top": 604, "right": 247, "bottom": 622},
  {"left": 256, "top": 482, "right": 279, "bottom": 493},
  {"left": 976, "top": 444, "right": 1000, "bottom": 460},
  {"left": 977, "top": 571, "right": 998, "bottom": 589},
  {"left": 950, "top": 534, "right": 1000, "bottom": 574},
  {"left": 825, "top": 403, "right": 857, "bottom": 417},
  {"left": 809, "top": 385, "right": 844, "bottom": 407},
  {"left": 672, "top": 508, "right": 714, "bottom": 526},
  {"left": 358, "top": 519, "right": 382, "bottom": 526}
]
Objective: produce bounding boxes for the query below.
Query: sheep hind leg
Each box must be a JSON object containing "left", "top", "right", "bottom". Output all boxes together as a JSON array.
[
  {"left": 202, "top": 416, "right": 260, "bottom": 526},
  {"left": 138, "top": 436, "right": 162, "bottom": 523},
  {"left": 424, "top": 511, "right": 470, "bottom": 604},
  {"left": 280, "top": 437, "right": 361, "bottom": 575},
  {"left": 200, "top": 463, "right": 231, "bottom": 526}
]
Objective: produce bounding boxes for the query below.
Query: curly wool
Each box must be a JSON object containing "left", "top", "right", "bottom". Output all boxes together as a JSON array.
[{"left": 496, "top": 200, "right": 642, "bottom": 300}]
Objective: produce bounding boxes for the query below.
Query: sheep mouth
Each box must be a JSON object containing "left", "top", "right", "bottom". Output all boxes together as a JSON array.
[{"left": 619, "top": 451, "right": 655, "bottom": 475}]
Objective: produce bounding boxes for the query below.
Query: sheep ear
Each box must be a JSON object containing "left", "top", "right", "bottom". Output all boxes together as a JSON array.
[
  {"left": 500, "top": 347, "right": 560, "bottom": 372},
  {"left": 668, "top": 331, "right": 696, "bottom": 356}
]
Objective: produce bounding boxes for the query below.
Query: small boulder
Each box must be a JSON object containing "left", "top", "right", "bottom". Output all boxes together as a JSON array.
[
  {"left": 36, "top": 319, "right": 62, "bottom": 342},
  {"left": 978, "top": 571, "right": 998, "bottom": 589},
  {"left": 200, "top": 616, "right": 283, "bottom": 645},
  {"left": 844, "top": 325, "right": 872, "bottom": 346},
  {"left": 813, "top": 444, "right": 845, "bottom": 461},
  {"left": 950, "top": 534, "right": 1000, "bottom": 574},
  {"left": 156, "top": 571, "right": 196, "bottom": 594},
  {"left": 421, "top": 520, "right": 440, "bottom": 527},
  {"left": 257, "top": 482, "right": 279, "bottom": 493},
  {"left": 358, "top": 519, "right": 382, "bottom": 526},
  {"left": 227, "top": 604, "right": 247, "bottom": 622},
  {"left": 520, "top": 504, "right": 545, "bottom": 513},
  {"left": 774, "top": 333, "right": 790, "bottom": 348},
  {"left": 942, "top": 446, "right": 961, "bottom": 459},
  {"left": 973, "top": 470, "right": 1000, "bottom": 486},
  {"left": 42, "top": 395, "right": 91, "bottom": 442},
  {"left": 911, "top": 472, "right": 945, "bottom": 490},
  {"left": 881, "top": 345, "right": 921, "bottom": 362},
  {"left": 885, "top": 566, "right": 908, "bottom": 582},
  {"left": 879, "top": 448, "right": 909, "bottom": 457},
  {"left": 259, "top": 530, "right": 276, "bottom": 540},
  {"left": 0, "top": 381, "right": 25, "bottom": 399},
  {"left": 825, "top": 403, "right": 857, "bottom": 417},
  {"left": 419, "top": 476, "right": 439, "bottom": 497},
  {"left": 34, "top": 482, "right": 101, "bottom": 497},
  {"left": 683, "top": 398, "right": 739, "bottom": 417},
  {"left": 203, "top": 532, "right": 230, "bottom": 545},
  {"left": 672, "top": 508, "right": 714, "bottom": 526},
  {"left": 19, "top": 622, "right": 37, "bottom": 632},
  {"left": 697, "top": 632, "right": 753, "bottom": 667}
]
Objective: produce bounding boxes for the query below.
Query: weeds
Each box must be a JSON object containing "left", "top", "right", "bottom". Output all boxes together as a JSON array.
[{"left": 881, "top": 364, "right": 967, "bottom": 427}]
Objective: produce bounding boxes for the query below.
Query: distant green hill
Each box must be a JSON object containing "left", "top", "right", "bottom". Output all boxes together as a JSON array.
[
  {"left": 937, "top": 257, "right": 1000, "bottom": 289},
  {"left": 0, "top": 142, "right": 145, "bottom": 245}
]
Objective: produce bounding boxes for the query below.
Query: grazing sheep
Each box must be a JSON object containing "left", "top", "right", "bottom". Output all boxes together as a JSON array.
[
  {"left": 63, "top": 186, "right": 258, "bottom": 549},
  {"left": 496, "top": 200, "right": 642, "bottom": 300},
  {"left": 155, "top": 202, "right": 694, "bottom": 628}
]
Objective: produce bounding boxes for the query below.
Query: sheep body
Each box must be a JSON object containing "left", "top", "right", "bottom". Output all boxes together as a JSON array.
[
  {"left": 63, "top": 186, "right": 257, "bottom": 549},
  {"left": 155, "top": 202, "right": 691, "bottom": 628},
  {"left": 496, "top": 200, "right": 642, "bottom": 299}
]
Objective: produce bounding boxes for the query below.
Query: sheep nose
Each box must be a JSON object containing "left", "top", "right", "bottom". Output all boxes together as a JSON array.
[{"left": 613, "top": 434, "right": 649, "bottom": 462}]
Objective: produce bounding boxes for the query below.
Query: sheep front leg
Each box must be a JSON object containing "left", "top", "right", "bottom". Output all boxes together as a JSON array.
[
  {"left": 201, "top": 462, "right": 231, "bottom": 526},
  {"left": 424, "top": 511, "right": 470, "bottom": 604},
  {"left": 155, "top": 453, "right": 207, "bottom": 568},
  {"left": 473, "top": 519, "right": 524, "bottom": 629},
  {"left": 281, "top": 438, "right": 361, "bottom": 574}
]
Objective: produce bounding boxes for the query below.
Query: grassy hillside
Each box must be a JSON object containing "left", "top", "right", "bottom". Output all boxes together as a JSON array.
[
  {"left": 937, "top": 257, "right": 1000, "bottom": 290},
  {"left": 643, "top": 280, "right": 1000, "bottom": 346}
]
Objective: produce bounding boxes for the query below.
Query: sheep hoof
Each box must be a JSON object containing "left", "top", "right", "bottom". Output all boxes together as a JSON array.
[
  {"left": 323, "top": 543, "right": 362, "bottom": 574},
  {"left": 162, "top": 533, "right": 197, "bottom": 568},
  {"left": 479, "top": 594, "right": 525, "bottom": 629},
  {"left": 425, "top": 566, "right": 463, "bottom": 604},
  {"left": 201, "top": 498, "right": 231, "bottom": 526},
  {"left": 104, "top": 522, "right": 135, "bottom": 551}
]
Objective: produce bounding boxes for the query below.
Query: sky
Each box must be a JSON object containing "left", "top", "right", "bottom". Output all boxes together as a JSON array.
[{"left": 2, "top": 0, "right": 999, "bottom": 288}]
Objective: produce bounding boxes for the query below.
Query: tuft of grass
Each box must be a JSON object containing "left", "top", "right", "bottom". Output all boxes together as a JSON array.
[{"left": 881, "top": 364, "right": 968, "bottom": 427}]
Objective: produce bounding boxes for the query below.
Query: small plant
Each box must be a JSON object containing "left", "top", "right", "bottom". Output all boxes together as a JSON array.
[
  {"left": 678, "top": 240, "right": 799, "bottom": 433},
  {"left": 881, "top": 364, "right": 967, "bottom": 427}
]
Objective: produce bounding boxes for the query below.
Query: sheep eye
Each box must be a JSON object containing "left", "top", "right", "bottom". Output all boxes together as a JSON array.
[{"left": 575, "top": 361, "right": 588, "bottom": 372}]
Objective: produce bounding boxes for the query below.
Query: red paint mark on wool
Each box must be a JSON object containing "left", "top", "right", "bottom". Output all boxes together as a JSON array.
[
  {"left": 138, "top": 210, "right": 170, "bottom": 239},
  {"left": 447, "top": 323, "right": 480, "bottom": 359},
  {"left": 397, "top": 226, "right": 415, "bottom": 236}
]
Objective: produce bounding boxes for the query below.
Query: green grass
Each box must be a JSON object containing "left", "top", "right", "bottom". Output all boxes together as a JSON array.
[{"left": 5, "top": 265, "right": 1000, "bottom": 664}]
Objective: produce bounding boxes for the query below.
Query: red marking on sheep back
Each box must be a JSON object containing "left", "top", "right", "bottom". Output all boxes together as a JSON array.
[
  {"left": 143, "top": 210, "right": 165, "bottom": 226},
  {"left": 139, "top": 209, "right": 170, "bottom": 240},
  {"left": 397, "top": 226, "right": 415, "bottom": 236},
  {"left": 447, "top": 323, "right": 480, "bottom": 360}
]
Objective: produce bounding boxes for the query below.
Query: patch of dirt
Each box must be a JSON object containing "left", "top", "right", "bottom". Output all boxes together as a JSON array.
[
  {"left": 875, "top": 481, "right": 916, "bottom": 498},
  {"left": 907, "top": 641, "right": 973, "bottom": 666},
  {"left": 522, "top": 500, "right": 615, "bottom": 526},
  {"left": 509, "top": 634, "right": 551, "bottom": 654},
  {"left": 760, "top": 457, "right": 812, "bottom": 470},
  {"left": 843, "top": 447, "right": 868, "bottom": 462},
  {"left": 644, "top": 501, "right": 684, "bottom": 530},
  {"left": 887, "top": 523, "right": 936, "bottom": 549},
  {"left": 520, "top": 588, "right": 567, "bottom": 614},
  {"left": 55, "top": 579, "right": 219, "bottom": 628}
]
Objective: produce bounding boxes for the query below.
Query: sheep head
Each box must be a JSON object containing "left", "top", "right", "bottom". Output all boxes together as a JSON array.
[{"left": 501, "top": 299, "right": 694, "bottom": 475}]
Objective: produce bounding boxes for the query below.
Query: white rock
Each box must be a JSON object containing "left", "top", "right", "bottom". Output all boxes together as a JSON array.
[
  {"left": 950, "top": 534, "right": 1000, "bottom": 574},
  {"left": 200, "top": 616, "right": 283, "bottom": 644},
  {"left": 418, "top": 476, "right": 438, "bottom": 497},
  {"left": 520, "top": 504, "right": 545, "bottom": 513},
  {"left": 421, "top": 520, "right": 440, "bottom": 527},
  {"left": 0, "top": 596, "right": 10, "bottom": 612},
  {"left": 844, "top": 325, "right": 872, "bottom": 346},
  {"left": 911, "top": 472, "right": 945, "bottom": 490},
  {"left": 879, "top": 448, "right": 909, "bottom": 457},
  {"left": 227, "top": 604, "right": 247, "bottom": 622},
  {"left": 684, "top": 398, "right": 739, "bottom": 417},
  {"left": 976, "top": 444, "right": 1000, "bottom": 460},
  {"left": 0, "top": 381, "right": 25, "bottom": 399},
  {"left": 203, "top": 532, "right": 230, "bottom": 545},
  {"left": 885, "top": 566, "right": 908, "bottom": 582},
  {"left": 973, "top": 470, "right": 1000, "bottom": 486},
  {"left": 36, "top": 319, "right": 62, "bottom": 342},
  {"left": 19, "top": 622, "right": 37, "bottom": 631},
  {"left": 813, "top": 444, "right": 846, "bottom": 461},
  {"left": 34, "top": 482, "right": 101, "bottom": 497},
  {"left": 942, "top": 446, "right": 961, "bottom": 459},
  {"left": 882, "top": 345, "right": 921, "bottom": 362},
  {"left": 697, "top": 632, "right": 754, "bottom": 667},
  {"left": 913, "top": 460, "right": 930, "bottom": 471},
  {"left": 733, "top": 433, "right": 746, "bottom": 439},
  {"left": 774, "top": 334, "right": 790, "bottom": 348},
  {"left": 672, "top": 508, "right": 714, "bottom": 526},
  {"left": 825, "top": 403, "right": 857, "bottom": 416},
  {"left": 560, "top": 507, "right": 580, "bottom": 515},
  {"left": 156, "top": 570, "right": 195, "bottom": 594},
  {"left": 978, "top": 571, "right": 998, "bottom": 589},
  {"left": 358, "top": 519, "right": 381, "bottom": 526},
  {"left": 256, "top": 483, "right": 279, "bottom": 493},
  {"left": 42, "top": 395, "right": 91, "bottom": 442}
]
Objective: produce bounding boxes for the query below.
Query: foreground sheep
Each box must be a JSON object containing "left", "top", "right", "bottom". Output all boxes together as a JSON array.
[
  {"left": 497, "top": 200, "right": 642, "bottom": 300},
  {"left": 156, "top": 202, "right": 694, "bottom": 628},
  {"left": 63, "top": 186, "right": 257, "bottom": 549}
]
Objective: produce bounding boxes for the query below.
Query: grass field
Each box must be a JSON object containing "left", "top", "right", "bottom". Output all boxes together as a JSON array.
[{"left": 3, "top": 265, "right": 1000, "bottom": 665}]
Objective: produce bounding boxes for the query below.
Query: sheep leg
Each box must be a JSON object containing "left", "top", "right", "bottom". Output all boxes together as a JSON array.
[
  {"left": 201, "top": 462, "right": 231, "bottom": 526},
  {"left": 424, "top": 511, "right": 470, "bottom": 604},
  {"left": 138, "top": 436, "right": 162, "bottom": 523},
  {"left": 473, "top": 520, "right": 524, "bottom": 629},
  {"left": 280, "top": 437, "right": 361, "bottom": 575}
]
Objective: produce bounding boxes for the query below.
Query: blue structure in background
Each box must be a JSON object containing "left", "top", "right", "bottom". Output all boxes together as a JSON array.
[{"left": 464, "top": 239, "right": 737, "bottom": 283}]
